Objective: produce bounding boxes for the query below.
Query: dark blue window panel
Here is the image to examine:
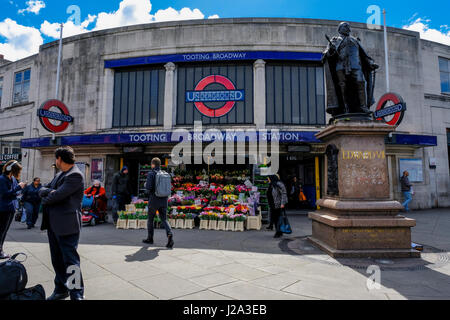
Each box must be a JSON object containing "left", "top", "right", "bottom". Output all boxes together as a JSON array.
[
  {"left": 112, "top": 67, "right": 164, "bottom": 128},
  {"left": 176, "top": 63, "right": 254, "bottom": 125},
  {"left": 266, "top": 63, "right": 325, "bottom": 125}
]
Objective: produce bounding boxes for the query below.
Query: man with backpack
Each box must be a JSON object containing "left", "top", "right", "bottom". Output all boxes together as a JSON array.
[{"left": 143, "top": 158, "right": 174, "bottom": 248}]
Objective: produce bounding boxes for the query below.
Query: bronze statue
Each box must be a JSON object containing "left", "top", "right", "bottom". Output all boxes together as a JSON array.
[{"left": 322, "top": 22, "right": 379, "bottom": 119}]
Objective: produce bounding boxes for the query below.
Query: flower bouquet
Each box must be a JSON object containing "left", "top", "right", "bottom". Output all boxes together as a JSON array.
[
  {"left": 225, "top": 214, "right": 235, "bottom": 231},
  {"left": 223, "top": 184, "right": 235, "bottom": 194},
  {"left": 184, "top": 212, "right": 194, "bottom": 229},
  {"left": 233, "top": 214, "right": 246, "bottom": 232},
  {"left": 199, "top": 211, "right": 210, "bottom": 230},
  {"left": 116, "top": 211, "right": 128, "bottom": 229},
  {"left": 127, "top": 213, "right": 138, "bottom": 229},
  {"left": 208, "top": 212, "right": 218, "bottom": 230},
  {"left": 175, "top": 213, "right": 186, "bottom": 229},
  {"left": 138, "top": 213, "right": 148, "bottom": 229},
  {"left": 217, "top": 214, "right": 227, "bottom": 231}
]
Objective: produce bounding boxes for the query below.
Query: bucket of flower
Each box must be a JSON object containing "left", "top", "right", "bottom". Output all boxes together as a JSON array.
[
  {"left": 184, "top": 212, "right": 194, "bottom": 229},
  {"left": 217, "top": 214, "right": 227, "bottom": 231},
  {"left": 176, "top": 213, "right": 186, "bottom": 229},
  {"left": 153, "top": 212, "right": 162, "bottom": 229},
  {"left": 208, "top": 212, "right": 218, "bottom": 230},
  {"left": 138, "top": 213, "right": 148, "bottom": 229},
  {"left": 168, "top": 209, "right": 177, "bottom": 227},
  {"left": 234, "top": 214, "right": 246, "bottom": 232},
  {"left": 116, "top": 211, "right": 128, "bottom": 229},
  {"left": 127, "top": 213, "right": 138, "bottom": 229},
  {"left": 199, "top": 212, "right": 210, "bottom": 230},
  {"left": 226, "top": 214, "right": 236, "bottom": 231}
]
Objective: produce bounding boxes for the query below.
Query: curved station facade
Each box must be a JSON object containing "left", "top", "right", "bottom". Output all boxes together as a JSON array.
[{"left": 0, "top": 18, "right": 449, "bottom": 209}]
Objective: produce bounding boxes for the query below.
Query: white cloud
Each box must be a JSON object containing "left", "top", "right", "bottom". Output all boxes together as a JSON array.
[
  {"left": 153, "top": 7, "right": 204, "bottom": 22},
  {"left": 18, "top": 0, "right": 46, "bottom": 15},
  {"left": 403, "top": 17, "right": 450, "bottom": 46},
  {"left": 0, "top": 18, "right": 43, "bottom": 61},
  {"left": 42, "top": 0, "right": 220, "bottom": 39},
  {"left": 41, "top": 14, "right": 96, "bottom": 39}
]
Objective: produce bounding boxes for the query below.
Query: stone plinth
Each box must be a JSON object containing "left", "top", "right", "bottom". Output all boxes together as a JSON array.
[{"left": 308, "top": 121, "right": 420, "bottom": 258}]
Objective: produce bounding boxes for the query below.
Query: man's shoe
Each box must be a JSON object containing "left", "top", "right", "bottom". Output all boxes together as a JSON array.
[
  {"left": 273, "top": 232, "right": 282, "bottom": 238},
  {"left": 266, "top": 226, "right": 273, "bottom": 231},
  {"left": 166, "top": 235, "right": 174, "bottom": 249},
  {"left": 142, "top": 238, "right": 153, "bottom": 244},
  {"left": 47, "top": 291, "right": 69, "bottom": 301},
  {"left": 27, "top": 225, "right": 32, "bottom": 230},
  {"left": 71, "top": 295, "right": 85, "bottom": 300}
]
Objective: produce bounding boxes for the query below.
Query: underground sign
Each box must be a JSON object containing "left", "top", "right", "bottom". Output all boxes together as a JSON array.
[
  {"left": 374, "top": 92, "right": 407, "bottom": 126},
  {"left": 37, "top": 99, "right": 73, "bottom": 133},
  {"left": 185, "top": 75, "right": 244, "bottom": 117}
]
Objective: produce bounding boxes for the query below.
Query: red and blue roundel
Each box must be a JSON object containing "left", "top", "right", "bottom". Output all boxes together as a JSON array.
[
  {"left": 186, "top": 75, "right": 244, "bottom": 118},
  {"left": 37, "top": 99, "right": 73, "bottom": 133},
  {"left": 374, "top": 92, "right": 407, "bottom": 126}
]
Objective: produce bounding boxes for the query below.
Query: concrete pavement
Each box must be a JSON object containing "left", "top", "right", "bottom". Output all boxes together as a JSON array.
[{"left": 3, "top": 208, "right": 450, "bottom": 300}]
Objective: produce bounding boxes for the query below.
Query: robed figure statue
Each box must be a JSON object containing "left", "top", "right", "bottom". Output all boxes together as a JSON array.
[{"left": 322, "top": 22, "right": 379, "bottom": 119}]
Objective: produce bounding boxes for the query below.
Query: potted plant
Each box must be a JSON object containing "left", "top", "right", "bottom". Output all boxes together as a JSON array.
[
  {"left": 176, "top": 213, "right": 186, "bottom": 229},
  {"left": 116, "top": 211, "right": 128, "bottom": 229},
  {"left": 138, "top": 214, "right": 148, "bottom": 229},
  {"left": 184, "top": 212, "right": 194, "bottom": 229},
  {"left": 217, "top": 214, "right": 227, "bottom": 231},
  {"left": 127, "top": 213, "right": 138, "bottom": 229},
  {"left": 199, "top": 212, "right": 209, "bottom": 230},
  {"left": 168, "top": 210, "right": 177, "bottom": 227},
  {"left": 234, "top": 214, "right": 246, "bottom": 232},
  {"left": 226, "top": 214, "right": 235, "bottom": 231},
  {"left": 208, "top": 212, "right": 218, "bottom": 230}
]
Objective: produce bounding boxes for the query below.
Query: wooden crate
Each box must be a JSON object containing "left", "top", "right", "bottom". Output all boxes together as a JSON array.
[
  {"left": 235, "top": 221, "right": 244, "bottom": 232},
  {"left": 246, "top": 215, "right": 262, "bottom": 230},
  {"left": 127, "top": 219, "right": 138, "bottom": 229},
  {"left": 208, "top": 220, "right": 218, "bottom": 230},
  {"left": 176, "top": 219, "right": 184, "bottom": 229},
  {"left": 116, "top": 219, "right": 128, "bottom": 229},
  {"left": 226, "top": 221, "right": 235, "bottom": 231},
  {"left": 184, "top": 219, "right": 194, "bottom": 229},
  {"left": 217, "top": 221, "right": 226, "bottom": 231},
  {"left": 199, "top": 220, "right": 209, "bottom": 230},
  {"left": 138, "top": 219, "right": 147, "bottom": 229}
]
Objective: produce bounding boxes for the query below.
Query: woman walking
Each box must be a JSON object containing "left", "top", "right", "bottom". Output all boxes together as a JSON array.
[
  {"left": 22, "top": 177, "right": 42, "bottom": 229},
  {"left": 267, "top": 175, "right": 288, "bottom": 238},
  {"left": 0, "top": 160, "right": 26, "bottom": 259}
]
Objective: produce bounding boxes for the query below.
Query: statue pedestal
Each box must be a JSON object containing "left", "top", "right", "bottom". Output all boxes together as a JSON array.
[{"left": 308, "top": 121, "right": 420, "bottom": 258}]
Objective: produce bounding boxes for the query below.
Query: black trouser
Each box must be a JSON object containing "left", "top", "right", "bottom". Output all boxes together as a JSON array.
[
  {"left": 47, "top": 227, "right": 84, "bottom": 300},
  {"left": 147, "top": 206, "right": 172, "bottom": 239},
  {"left": 270, "top": 208, "right": 282, "bottom": 234},
  {"left": 113, "top": 193, "right": 130, "bottom": 222},
  {"left": 24, "top": 202, "right": 40, "bottom": 227},
  {"left": 0, "top": 210, "right": 15, "bottom": 251}
]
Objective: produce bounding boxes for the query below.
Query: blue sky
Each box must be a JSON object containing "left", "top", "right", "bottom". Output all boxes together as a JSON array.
[{"left": 1, "top": 0, "right": 449, "bottom": 61}]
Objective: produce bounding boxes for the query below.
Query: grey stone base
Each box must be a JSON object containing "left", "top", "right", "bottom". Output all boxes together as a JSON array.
[{"left": 308, "top": 236, "right": 421, "bottom": 258}]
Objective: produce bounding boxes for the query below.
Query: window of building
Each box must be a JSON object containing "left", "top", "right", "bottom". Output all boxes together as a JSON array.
[
  {"left": 266, "top": 63, "right": 325, "bottom": 125},
  {"left": 0, "top": 76, "right": 3, "bottom": 106},
  {"left": 112, "top": 67, "right": 165, "bottom": 127},
  {"left": 177, "top": 63, "right": 254, "bottom": 125},
  {"left": 13, "top": 69, "right": 31, "bottom": 105},
  {"left": 439, "top": 57, "right": 450, "bottom": 94}
]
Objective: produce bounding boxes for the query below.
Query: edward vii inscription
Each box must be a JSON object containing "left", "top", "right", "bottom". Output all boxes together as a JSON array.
[{"left": 339, "top": 146, "right": 389, "bottom": 199}]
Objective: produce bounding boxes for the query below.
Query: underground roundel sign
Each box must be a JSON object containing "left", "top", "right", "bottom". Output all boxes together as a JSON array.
[
  {"left": 374, "top": 92, "right": 407, "bottom": 126},
  {"left": 37, "top": 99, "right": 73, "bottom": 133},
  {"left": 185, "top": 75, "right": 244, "bottom": 117}
]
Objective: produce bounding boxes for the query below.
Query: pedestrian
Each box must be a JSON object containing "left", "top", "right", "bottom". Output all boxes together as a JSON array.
[
  {"left": 288, "top": 176, "right": 301, "bottom": 209},
  {"left": 142, "top": 157, "right": 174, "bottom": 248},
  {"left": 267, "top": 174, "right": 288, "bottom": 238},
  {"left": 22, "top": 177, "right": 42, "bottom": 229},
  {"left": 111, "top": 166, "right": 132, "bottom": 224},
  {"left": 400, "top": 170, "right": 413, "bottom": 212},
  {"left": 0, "top": 160, "right": 26, "bottom": 259},
  {"left": 84, "top": 180, "right": 107, "bottom": 213},
  {"left": 39, "top": 146, "right": 85, "bottom": 300}
]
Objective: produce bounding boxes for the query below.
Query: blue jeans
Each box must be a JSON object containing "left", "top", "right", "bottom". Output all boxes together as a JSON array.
[{"left": 402, "top": 191, "right": 412, "bottom": 211}]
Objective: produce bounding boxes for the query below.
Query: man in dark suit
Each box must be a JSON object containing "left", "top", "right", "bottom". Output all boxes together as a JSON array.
[{"left": 39, "top": 146, "right": 85, "bottom": 300}]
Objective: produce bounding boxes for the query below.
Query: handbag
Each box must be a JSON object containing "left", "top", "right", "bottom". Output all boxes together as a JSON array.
[
  {"left": 278, "top": 208, "right": 292, "bottom": 234},
  {"left": 0, "top": 253, "right": 28, "bottom": 298},
  {"left": 5, "top": 284, "right": 45, "bottom": 300}
]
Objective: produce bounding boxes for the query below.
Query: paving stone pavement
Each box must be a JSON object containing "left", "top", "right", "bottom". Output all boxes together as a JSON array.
[{"left": 3, "top": 208, "right": 450, "bottom": 300}]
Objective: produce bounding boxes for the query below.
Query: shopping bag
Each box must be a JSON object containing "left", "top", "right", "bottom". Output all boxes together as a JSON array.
[
  {"left": 298, "top": 191, "right": 307, "bottom": 201},
  {"left": 278, "top": 209, "right": 292, "bottom": 234}
]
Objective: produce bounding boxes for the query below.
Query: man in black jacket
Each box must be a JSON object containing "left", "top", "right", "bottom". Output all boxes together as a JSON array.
[
  {"left": 39, "top": 146, "right": 85, "bottom": 300},
  {"left": 142, "top": 157, "right": 173, "bottom": 248},
  {"left": 111, "top": 166, "right": 131, "bottom": 223}
]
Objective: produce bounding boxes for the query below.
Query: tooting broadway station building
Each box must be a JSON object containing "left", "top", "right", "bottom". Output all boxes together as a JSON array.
[{"left": 0, "top": 18, "right": 449, "bottom": 209}]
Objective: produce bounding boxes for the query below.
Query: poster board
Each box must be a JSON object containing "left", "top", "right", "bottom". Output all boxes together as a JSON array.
[
  {"left": 399, "top": 158, "right": 423, "bottom": 182},
  {"left": 91, "top": 158, "right": 104, "bottom": 182}
]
